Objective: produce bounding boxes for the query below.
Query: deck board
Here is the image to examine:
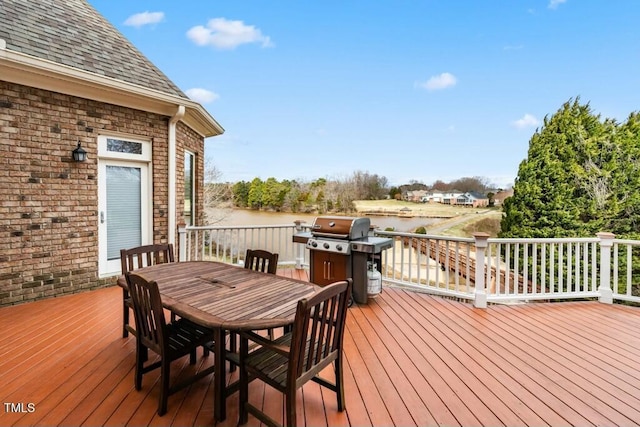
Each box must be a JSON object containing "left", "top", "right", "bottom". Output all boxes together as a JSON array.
[{"left": 1, "top": 267, "right": 640, "bottom": 427}]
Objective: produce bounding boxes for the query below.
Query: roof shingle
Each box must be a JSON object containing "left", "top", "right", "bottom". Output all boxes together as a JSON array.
[{"left": 0, "top": 0, "right": 186, "bottom": 98}]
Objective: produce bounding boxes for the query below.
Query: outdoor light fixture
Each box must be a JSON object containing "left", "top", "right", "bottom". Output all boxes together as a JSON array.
[{"left": 72, "top": 141, "right": 87, "bottom": 162}]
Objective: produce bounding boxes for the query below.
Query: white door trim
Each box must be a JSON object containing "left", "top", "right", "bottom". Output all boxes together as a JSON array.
[{"left": 97, "top": 135, "right": 153, "bottom": 277}]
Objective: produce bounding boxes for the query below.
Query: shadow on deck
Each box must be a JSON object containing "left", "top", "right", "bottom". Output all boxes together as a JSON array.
[{"left": 1, "top": 267, "right": 640, "bottom": 426}]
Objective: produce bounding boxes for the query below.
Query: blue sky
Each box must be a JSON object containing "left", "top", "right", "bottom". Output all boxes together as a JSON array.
[{"left": 89, "top": 1, "right": 640, "bottom": 188}]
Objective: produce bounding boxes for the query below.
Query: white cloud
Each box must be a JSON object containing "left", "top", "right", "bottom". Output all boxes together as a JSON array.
[
  {"left": 512, "top": 113, "right": 540, "bottom": 129},
  {"left": 503, "top": 44, "right": 524, "bottom": 51},
  {"left": 124, "top": 11, "right": 164, "bottom": 28},
  {"left": 416, "top": 72, "right": 457, "bottom": 91},
  {"left": 548, "top": 0, "right": 567, "bottom": 9},
  {"left": 185, "top": 88, "right": 220, "bottom": 104},
  {"left": 186, "top": 18, "right": 273, "bottom": 50}
]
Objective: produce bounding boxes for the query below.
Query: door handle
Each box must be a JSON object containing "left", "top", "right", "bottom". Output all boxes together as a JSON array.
[{"left": 100, "top": 211, "right": 105, "bottom": 224}]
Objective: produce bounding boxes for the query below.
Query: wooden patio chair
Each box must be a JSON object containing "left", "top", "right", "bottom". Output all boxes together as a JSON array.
[
  {"left": 227, "top": 248, "right": 281, "bottom": 366},
  {"left": 120, "top": 243, "right": 174, "bottom": 338},
  {"left": 238, "top": 279, "right": 352, "bottom": 427},
  {"left": 244, "top": 248, "right": 279, "bottom": 274},
  {"left": 126, "top": 272, "right": 216, "bottom": 416}
]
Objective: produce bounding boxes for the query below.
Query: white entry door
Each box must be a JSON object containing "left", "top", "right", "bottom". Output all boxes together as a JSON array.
[
  {"left": 98, "top": 160, "right": 150, "bottom": 276},
  {"left": 97, "top": 136, "right": 152, "bottom": 277}
]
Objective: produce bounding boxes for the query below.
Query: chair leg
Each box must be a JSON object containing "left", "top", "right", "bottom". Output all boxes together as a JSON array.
[
  {"left": 189, "top": 349, "right": 196, "bottom": 364},
  {"left": 335, "top": 358, "right": 346, "bottom": 411},
  {"left": 158, "top": 358, "right": 170, "bottom": 416},
  {"left": 285, "top": 387, "right": 297, "bottom": 427},
  {"left": 229, "top": 332, "right": 237, "bottom": 372},
  {"left": 134, "top": 342, "right": 144, "bottom": 390},
  {"left": 123, "top": 295, "right": 130, "bottom": 338},
  {"left": 238, "top": 337, "right": 249, "bottom": 425}
]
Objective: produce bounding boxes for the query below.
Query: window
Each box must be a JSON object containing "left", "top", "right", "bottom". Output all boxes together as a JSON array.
[
  {"left": 184, "top": 151, "right": 195, "bottom": 226},
  {"left": 106, "top": 138, "right": 143, "bottom": 155},
  {"left": 98, "top": 134, "right": 151, "bottom": 161}
]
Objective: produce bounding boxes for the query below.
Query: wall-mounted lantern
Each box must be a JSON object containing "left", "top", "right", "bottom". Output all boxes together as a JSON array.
[{"left": 72, "top": 141, "right": 87, "bottom": 162}]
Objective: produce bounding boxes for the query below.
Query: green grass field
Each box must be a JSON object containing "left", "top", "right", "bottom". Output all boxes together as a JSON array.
[
  {"left": 354, "top": 200, "right": 502, "bottom": 237},
  {"left": 353, "top": 199, "right": 489, "bottom": 217}
]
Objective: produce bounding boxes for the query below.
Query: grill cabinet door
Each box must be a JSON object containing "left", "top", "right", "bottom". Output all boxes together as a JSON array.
[{"left": 310, "top": 251, "right": 349, "bottom": 287}]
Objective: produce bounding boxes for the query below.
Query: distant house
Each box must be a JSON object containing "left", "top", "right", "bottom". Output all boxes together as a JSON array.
[
  {"left": 421, "top": 191, "right": 445, "bottom": 203},
  {"left": 0, "top": 0, "right": 224, "bottom": 306},
  {"left": 404, "top": 190, "right": 428, "bottom": 202},
  {"left": 456, "top": 192, "right": 490, "bottom": 208},
  {"left": 493, "top": 189, "right": 514, "bottom": 205},
  {"left": 441, "top": 192, "right": 464, "bottom": 205},
  {"left": 428, "top": 191, "right": 489, "bottom": 207}
]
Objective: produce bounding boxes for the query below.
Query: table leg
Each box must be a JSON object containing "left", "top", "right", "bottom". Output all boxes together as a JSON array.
[{"left": 213, "top": 327, "right": 226, "bottom": 421}]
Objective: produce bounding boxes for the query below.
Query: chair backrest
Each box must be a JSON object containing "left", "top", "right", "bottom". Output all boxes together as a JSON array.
[
  {"left": 244, "top": 249, "right": 279, "bottom": 274},
  {"left": 289, "top": 279, "right": 352, "bottom": 381},
  {"left": 126, "top": 272, "right": 166, "bottom": 354},
  {"left": 121, "top": 243, "right": 175, "bottom": 274}
]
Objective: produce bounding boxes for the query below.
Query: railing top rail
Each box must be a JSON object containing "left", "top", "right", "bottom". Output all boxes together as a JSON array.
[
  {"left": 374, "top": 230, "right": 474, "bottom": 243},
  {"left": 486, "top": 237, "right": 600, "bottom": 244},
  {"left": 613, "top": 238, "right": 640, "bottom": 245},
  {"left": 185, "top": 223, "right": 300, "bottom": 231}
]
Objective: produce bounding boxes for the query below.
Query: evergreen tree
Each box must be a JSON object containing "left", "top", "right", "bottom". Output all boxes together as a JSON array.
[
  {"left": 606, "top": 112, "right": 640, "bottom": 238},
  {"left": 501, "top": 99, "right": 640, "bottom": 239},
  {"left": 232, "top": 181, "right": 250, "bottom": 208},
  {"left": 247, "top": 178, "right": 264, "bottom": 209}
]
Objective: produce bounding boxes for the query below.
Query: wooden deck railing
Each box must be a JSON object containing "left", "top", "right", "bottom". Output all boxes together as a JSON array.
[
  {"left": 179, "top": 223, "right": 640, "bottom": 308},
  {"left": 178, "top": 221, "right": 311, "bottom": 268},
  {"left": 404, "top": 237, "right": 533, "bottom": 293},
  {"left": 376, "top": 230, "right": 640, "bottom": 307}
]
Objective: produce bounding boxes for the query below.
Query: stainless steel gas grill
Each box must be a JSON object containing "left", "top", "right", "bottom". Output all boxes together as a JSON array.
[{"left": 293, "top": 216, "right": 393, "bottom": 304}]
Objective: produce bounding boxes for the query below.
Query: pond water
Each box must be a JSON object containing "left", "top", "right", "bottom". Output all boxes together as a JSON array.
[{"left": 207, "top": 208, "right": 440, "bottom": 232}]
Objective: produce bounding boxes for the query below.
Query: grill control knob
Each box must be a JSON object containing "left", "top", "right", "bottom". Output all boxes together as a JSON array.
[
  {"left": 336, "top": 244, "right": 343, "bottom": 251},
  {"left": 311, "top": 241, "right": 318, "bottom": 247},
  {"left": 323, "top": 242, "right": 330, "bottom": 249}
]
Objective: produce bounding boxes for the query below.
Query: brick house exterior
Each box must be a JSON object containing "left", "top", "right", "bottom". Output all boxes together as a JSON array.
[{"left": 0, "top": 0, "right": 223, "bottom": 306}]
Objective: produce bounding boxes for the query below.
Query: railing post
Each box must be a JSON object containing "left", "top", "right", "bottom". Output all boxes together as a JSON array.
[
  {"left": 473, "top": 232, "right": 490, "bottom": 309},
  {"left": 178, "top": 223, "right": 187, "bottom": 262},
  {"left": 597, "top": 232, "right": 614, "bottom": 304},
  {"left": 294, "top": 220, "right": 306, "bottom": 269}
]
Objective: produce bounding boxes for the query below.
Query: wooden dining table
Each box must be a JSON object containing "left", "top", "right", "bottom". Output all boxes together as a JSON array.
[{"left": 117, "top": 260, "right": 320, "bottom": 421}]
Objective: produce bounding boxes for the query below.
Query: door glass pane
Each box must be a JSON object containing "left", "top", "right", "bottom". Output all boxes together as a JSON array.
[
  {"left": 107, "top": 166, "right": 141, "bottom": 260},
  {"left": 184, "top": 152, "right": 194, "bottom": 225}
]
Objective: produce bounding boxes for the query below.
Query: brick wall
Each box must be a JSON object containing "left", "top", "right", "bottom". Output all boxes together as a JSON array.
[{"left": 0, "top": 81, "right": 204, "bottom": 306}]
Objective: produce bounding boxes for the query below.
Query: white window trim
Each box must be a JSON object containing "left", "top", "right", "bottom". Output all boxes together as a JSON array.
[
  {"left": 184, "top": 150, "right": 196, "bottom": 226},
  {"left": 98, "top": 133, "right": 152, "bottom": 162}
]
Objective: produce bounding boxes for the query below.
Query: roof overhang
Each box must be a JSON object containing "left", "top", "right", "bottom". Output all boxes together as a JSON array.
[{"left": 0, "top": 45, "right": 224, "bottom": 138}]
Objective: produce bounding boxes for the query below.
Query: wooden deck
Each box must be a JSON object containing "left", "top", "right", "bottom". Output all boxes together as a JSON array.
[{"left": 2, "top": 268, "right": 640, "bottom": 426}]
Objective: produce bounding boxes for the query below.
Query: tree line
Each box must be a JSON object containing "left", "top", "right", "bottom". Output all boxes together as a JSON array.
[
  {"left": 231, "top": 171, "right": 389, "bottom": 213},
  {"left": 222, "top": 172, "right": 498, "bottom": 213}
]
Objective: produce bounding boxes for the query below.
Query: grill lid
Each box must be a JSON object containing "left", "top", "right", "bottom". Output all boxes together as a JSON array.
[{"left": 311, "top": 216, "right": 371, "bottom": 240}]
